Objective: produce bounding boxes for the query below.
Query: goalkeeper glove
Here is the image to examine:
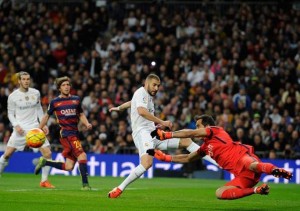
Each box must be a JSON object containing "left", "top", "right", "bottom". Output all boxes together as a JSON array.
[
  {"left": 150, "top": 129, "right": 173, "bottom": 140},
  {"left": 147, "top": 149, "right": 172, "bottom": 162}
]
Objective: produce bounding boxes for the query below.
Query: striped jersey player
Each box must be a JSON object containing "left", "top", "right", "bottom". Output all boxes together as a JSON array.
[{"left": 35, "top": 76, "right": 92, "bottom": 190}]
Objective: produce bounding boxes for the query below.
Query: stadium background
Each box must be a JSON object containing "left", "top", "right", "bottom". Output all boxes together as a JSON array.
[{"left": 0, "top": 0, "right": 299, "bottom": 183}]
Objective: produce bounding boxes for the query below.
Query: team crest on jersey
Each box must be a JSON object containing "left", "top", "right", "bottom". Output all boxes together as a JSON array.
[{"left": 142, "top": 96, "right": 148, "bottom": 104}]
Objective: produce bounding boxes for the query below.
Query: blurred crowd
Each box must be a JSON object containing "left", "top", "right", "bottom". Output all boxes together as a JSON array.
[{"left": 0, "top": 0, "right": 300, "bottom": 159}]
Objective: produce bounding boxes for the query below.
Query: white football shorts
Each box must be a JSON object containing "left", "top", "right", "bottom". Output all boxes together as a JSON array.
[
  {"left": 133, "top": 128, "right": 180, "bottom": 157},
  {"left": 7, "top": 125, "right": 50, "bottom": 151}
]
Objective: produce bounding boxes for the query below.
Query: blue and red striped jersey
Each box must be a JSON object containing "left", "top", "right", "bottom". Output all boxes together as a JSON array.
[{"left": 47, "top": 95, "right": 83, "bottom": 138}]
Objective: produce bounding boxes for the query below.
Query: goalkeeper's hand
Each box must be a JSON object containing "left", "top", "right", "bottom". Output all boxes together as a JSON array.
[
  {"left": 147, "top": 149, "right": 172, "bottom": 162},
  {"left": 150, "top": 129, "right": 173, "bottom": 140}
]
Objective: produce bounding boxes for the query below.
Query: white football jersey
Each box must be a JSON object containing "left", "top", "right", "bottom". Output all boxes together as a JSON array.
[
  {"left": 131, "top": 86, "right": 156, "bottom": 134},
  {"left": 7, "top": 88, "right": 44, "bottom": 129}
]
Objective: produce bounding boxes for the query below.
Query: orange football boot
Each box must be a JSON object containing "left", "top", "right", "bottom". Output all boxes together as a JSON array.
[
  {"left": 40, "top": 180, "right": 55, "bottom": 188},
  {"left": 108, "top": 187, "right": 122, "bottom": 198}
]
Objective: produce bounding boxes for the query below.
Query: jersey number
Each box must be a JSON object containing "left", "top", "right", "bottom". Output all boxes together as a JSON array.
[{"left": 73, "top": 140, "right": 82, "bottom": 149}]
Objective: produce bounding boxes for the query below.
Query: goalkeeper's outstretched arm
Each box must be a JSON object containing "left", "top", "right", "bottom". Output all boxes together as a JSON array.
[
  {"left": 148, "top": 149, "right": 200, "bottom": 163},
  {"left": 171, "top": 151, "right": 201, "bottom": 163}
]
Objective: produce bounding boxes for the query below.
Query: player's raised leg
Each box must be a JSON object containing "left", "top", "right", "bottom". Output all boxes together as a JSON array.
[{"left": 250, "top": 161, "right": 293, "bottom": 180}]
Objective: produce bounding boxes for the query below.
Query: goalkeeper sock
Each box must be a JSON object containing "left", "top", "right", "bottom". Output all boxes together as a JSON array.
[
  {"left": 41, "top": 166, "right": 51, "bottom": 182},
  {"left": 45, "top": 160, "right": 65, "bottom": 170},
  {"left": 119, "top": 164, "right": 146, "bottom": 191},
  {"left": 220, "top": 188, "right": 254, "bottom": 200},
  {"left": 186, "top": 142, "right": 200, "bottom": 153},
  {"left": 256, "top": 162, "right": 276, "bottom": 174},
  {"left": 79, "top": 160, "right": 89, "bottom": 184}
]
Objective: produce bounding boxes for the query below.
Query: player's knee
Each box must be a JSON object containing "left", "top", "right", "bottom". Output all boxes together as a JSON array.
[
  {"left": 64, "top": 164, "right": 74, "bottom": 171},
  {"left": 141, "top": 156, "right": 153, "bottom": 169},
  {"left": 42, "top": 151, "right": 52, "bottom": 159},
  {"left": 143, "top": 160, "right": 153, "bottom": 169},
  {"left": 78, "top": 152, "right": 87, "bottom": 160}
]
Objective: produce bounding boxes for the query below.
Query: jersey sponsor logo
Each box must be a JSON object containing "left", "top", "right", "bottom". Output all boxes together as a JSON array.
[
  {"left": 19, "top": 105, "right": 37, "bottom": 110},
  {"left": 60, "top": 108, "right": 77, "bottom": 116}
]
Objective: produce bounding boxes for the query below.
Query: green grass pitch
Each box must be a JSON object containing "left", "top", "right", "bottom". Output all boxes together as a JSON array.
[{"left": 0, "top": 173, "right": 299, "bottom": 211}]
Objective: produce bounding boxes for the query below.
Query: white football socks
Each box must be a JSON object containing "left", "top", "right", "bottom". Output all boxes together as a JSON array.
[
  {"left": 41, "top": 166, "right": 51, "bottom": 182},
  {"left": 0, "top": 155, "right": 8, "bottom": 174},
  {"left": 118, "top": 164, "right": 146, "bottom": 191}
]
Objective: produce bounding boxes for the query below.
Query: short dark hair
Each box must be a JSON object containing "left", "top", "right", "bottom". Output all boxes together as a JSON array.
[
  {"left": 55, "top": 76, "right": 71, "bottom": 89},
  {"left": 194, "top": 114, "right": 216, "bottom": 126},
  {"left": 146, "top": 73, "right": 160, "bottom": 82}
]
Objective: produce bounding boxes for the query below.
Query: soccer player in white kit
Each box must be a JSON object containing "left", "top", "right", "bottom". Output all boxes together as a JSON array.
[
  {"left": 108, "top": 73, "right": 217, "bottom": 198},
  {"left": 0, "top": 71, "right": 55, "bottom": 188}
]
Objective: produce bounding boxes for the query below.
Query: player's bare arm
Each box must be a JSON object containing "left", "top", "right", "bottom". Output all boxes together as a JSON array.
[
  {"left": 109, "top": 101, "right": 131, "bottom": 112},
  {"left": 137, "top": 106, "right": 172, "bottom": 129},
  {"left": 147, "top": 149, "right": 200, "bottom": 163},
  {"left": 79, "top": 113, "right": 92, "bottom": 130},
  {"left": 172, "top": 151, "right": 200, "bottom": 163},
  {"left": 172, "top": 128, "right": 207, "bottom": 138},
  {"left": 154, "top": 128, "right": 207, "bottom": 140},
  {"left": 39, "top": 114, "right": 50, "bottom": 135}
]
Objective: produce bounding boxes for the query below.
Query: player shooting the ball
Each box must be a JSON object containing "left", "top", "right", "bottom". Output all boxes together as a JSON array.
[{"left": 148, "top": 114, "right": 293, "bottom": 200}]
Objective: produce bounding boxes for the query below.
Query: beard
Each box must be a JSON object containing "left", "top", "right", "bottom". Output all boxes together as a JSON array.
[{"left": 147, "top": 85, "right": 157, "bottom": 96}]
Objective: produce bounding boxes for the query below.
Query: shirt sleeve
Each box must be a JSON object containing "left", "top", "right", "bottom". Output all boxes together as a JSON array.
[
  {"left": 47, "top": 100, "right": 55, "bottom": 116},
  {"left": 7, "top": 94, "right": 19, "bottom": 127},
  {"left": 135, "top": 90, "right": 148, "bottom": 108},
  {"left": 77, "top": 97, "right": 83, "bottom": 114},
  {"left": 205, "top": 127, "right": 213, "bottom": 139}
]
